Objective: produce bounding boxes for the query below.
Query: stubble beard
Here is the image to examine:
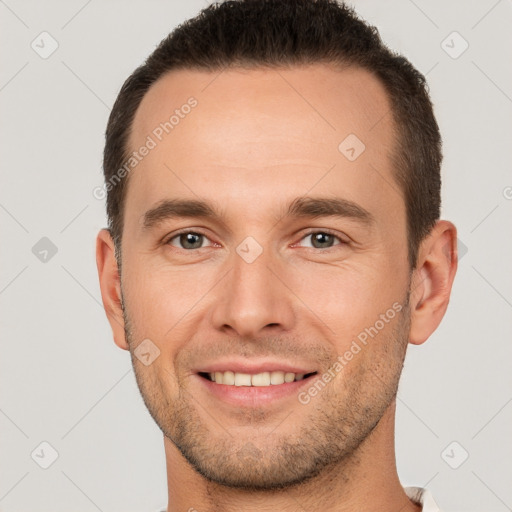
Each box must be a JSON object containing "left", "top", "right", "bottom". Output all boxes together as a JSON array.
[{"left": 123, "top": 295, "right": 411, "bottom": 492}]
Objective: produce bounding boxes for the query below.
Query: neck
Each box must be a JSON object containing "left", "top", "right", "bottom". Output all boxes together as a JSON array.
[{"left": 163, "top": 400, "right": 420, "bottom": 512}]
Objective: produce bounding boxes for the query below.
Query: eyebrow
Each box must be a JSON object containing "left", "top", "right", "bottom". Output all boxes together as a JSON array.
[{"left": 141, "top": 196, "right": 375, "bottom": 231}]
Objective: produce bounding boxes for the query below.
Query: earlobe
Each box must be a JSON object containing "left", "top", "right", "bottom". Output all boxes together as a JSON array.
[
  {"left": 96, "top": 229, "right": 129, "bottom": 350},
  {"left": 409, "top": 220, "right": 458, "bottom": 345}
]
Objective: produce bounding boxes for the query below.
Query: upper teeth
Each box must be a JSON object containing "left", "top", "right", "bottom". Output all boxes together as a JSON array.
[{"left": 209, "top": 371, "right": 306, "bottom": 386}]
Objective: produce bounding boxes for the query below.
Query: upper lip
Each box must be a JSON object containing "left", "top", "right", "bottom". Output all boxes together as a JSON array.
[{"left": 194, "top": 359, "right": 317, "bottom": 375}]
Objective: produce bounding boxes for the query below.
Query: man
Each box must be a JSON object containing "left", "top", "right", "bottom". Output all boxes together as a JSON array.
[{"left": 96, "top": 1, "right": 458, "bottom": 510}]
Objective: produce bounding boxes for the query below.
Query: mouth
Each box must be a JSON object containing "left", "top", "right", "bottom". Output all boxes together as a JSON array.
[
  {"left": 195, "top": 369, "right": 319, "bottom": 407},
  {"left": 198, "top": 370, "right": 318, "bottom": 386},
  {"left": 193, "top": 361, "right": 320, "bottom": 407}
]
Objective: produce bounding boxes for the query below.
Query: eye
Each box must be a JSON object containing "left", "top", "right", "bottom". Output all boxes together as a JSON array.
[
  {"left": 297, "top": 231, "right": 346, "bottom": 250},
  {"left": 166, "top": 231, "right": 214, "bottom": 250}
]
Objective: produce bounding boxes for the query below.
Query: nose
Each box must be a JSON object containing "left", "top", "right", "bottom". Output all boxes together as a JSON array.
[{"left": 210, "top": 244, "right": 296, "bottom": 338}]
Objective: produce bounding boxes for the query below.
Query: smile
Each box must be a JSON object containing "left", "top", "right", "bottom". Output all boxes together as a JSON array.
[{"left": 199, "top": 370, "right": 317, "bottom": 386}]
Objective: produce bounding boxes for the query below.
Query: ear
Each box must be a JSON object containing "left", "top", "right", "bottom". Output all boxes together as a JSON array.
[
  {"left": 96, "top": 229, "right": 129, "bottom": 350},
  {"left": 409, "top": 220, "right": 458, "bottom": 345}
]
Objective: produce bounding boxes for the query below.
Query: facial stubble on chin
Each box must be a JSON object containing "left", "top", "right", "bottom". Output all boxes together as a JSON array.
[{"left": 121, "top": 289, "right": 411, "bottom": 492}]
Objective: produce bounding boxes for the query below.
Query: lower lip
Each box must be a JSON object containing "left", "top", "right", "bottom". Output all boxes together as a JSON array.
[{"left": 195, "top": 374, "right": 316, "bottom": 407}]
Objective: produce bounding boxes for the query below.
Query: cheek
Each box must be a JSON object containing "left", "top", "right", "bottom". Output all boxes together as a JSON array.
[
  {"left": 288, "top": 259, "right": 405, "bottom": 338},
  {"left": 122, "top": 260, "right": 215, "bottom": 343}
]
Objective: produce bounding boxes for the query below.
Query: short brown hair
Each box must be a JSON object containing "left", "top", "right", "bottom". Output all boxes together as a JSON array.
[{"left": 103, "top": 0, "right": 442, "bottom": 269}]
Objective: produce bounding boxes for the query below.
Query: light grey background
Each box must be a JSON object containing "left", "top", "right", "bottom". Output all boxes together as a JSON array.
[{"left": 1, "top": 1, "right": 511, "bottom": 511}]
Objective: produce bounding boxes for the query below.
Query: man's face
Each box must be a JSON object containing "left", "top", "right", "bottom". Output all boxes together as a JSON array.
[{"left": 119, "top": 64, "right": 412, "bottom": 489}]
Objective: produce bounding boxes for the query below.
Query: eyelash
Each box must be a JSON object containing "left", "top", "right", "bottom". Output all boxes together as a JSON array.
[{"left": 164, "top": 229, "right": 348, "bottom": 251}]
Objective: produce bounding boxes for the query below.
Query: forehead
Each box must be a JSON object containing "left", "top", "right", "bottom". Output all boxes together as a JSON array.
[
  {"left": 125, "top": 64, "right": 401, "bottom": 228},
  {"left": 131, "top": 63, "right": 395, "bottom": 151}
]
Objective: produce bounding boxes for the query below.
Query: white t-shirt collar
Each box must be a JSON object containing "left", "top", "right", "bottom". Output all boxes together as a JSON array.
[{"left": 404, "top": 486, "right": 442, "bottom": 511}]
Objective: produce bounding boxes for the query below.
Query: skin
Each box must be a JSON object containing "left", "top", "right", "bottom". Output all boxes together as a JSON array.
[{"left": 96, "top": 64, "right": 457, "bottom": 512}]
